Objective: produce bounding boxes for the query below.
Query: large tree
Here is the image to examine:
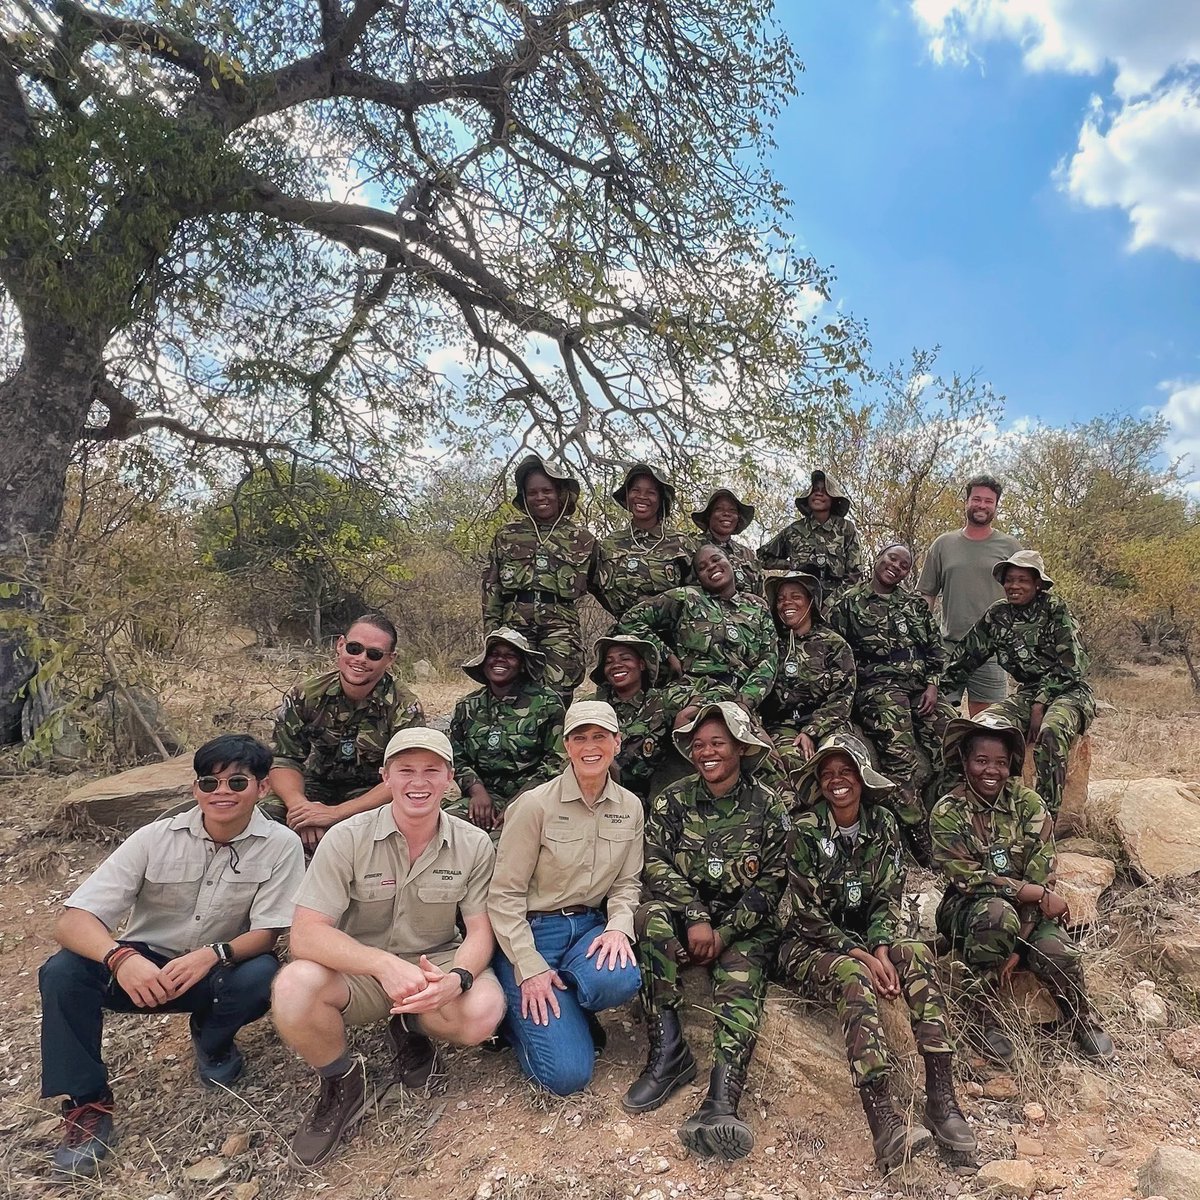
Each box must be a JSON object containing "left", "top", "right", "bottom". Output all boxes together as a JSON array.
[{"left": 0, "top": 0, "right": 865, "bottom": 740}]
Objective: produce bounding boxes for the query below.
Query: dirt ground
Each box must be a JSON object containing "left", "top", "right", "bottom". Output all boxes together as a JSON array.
[{"left": 1, "top": 659, "right": 1199, "bottom": 1199}]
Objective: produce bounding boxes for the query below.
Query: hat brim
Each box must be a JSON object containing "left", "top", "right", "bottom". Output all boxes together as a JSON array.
[
  {"left": 795, "top": 737, "right": 895, "bottom": 809},
  {"left": 612, "top": 463, "right": 677, "bottom": 520},
  {"left": 943, "top": 717, "right": 1026, "bottom": 771},
  {"left": 992, "top": 559, "right": 1054, "bottom": 589},
  {"left": 512, "top": 455, "right": 581, "bottom": 519},
  {"left": 588, "top": 636, "right": 660, "bottom": 688},
  {"left": 690, "top": 490, "right": 755, "bottom": 536},
  {"left": 671, "top": 703, "right": 770, "bottom": 761},
  {"left": 462, "top": 631, "right": 546, "bottom": 685},
  {"left": 765, "top": 571, "right": 825, "bottom": 621},
  {"left": 795, "top": 470, "right": 851, "bottom": 518}
]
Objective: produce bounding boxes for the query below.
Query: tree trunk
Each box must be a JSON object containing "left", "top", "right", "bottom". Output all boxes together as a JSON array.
[{"left": 0, "top": 330, "right": 102, "bottom": 742}]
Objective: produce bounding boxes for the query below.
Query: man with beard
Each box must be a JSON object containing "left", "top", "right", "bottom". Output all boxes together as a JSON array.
[{"left": 917, "top": 476, "right": 1021, "bottom": 716}]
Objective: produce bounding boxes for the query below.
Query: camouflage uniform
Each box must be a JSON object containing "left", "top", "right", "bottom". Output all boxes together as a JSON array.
[
  {"left": 756, "top": 473, "right": 864, "bottom": 603},
  {"left": 930, "top": 779, "right": 1093, "bottom": 1017},
  {"left": 593, "top": 525, "right": 696, "bottom": 619},
  {"left": 759, "top": 625, "right": 857, "bottom": 792},
  {"left": 829, "top": 583, "right": 951, "bottom": 827},
  {"left": 706, "top": 537, "right": 763, "bottom": 597},
  {"left": 637, "top": 771, "right": 788, "bottom": 1075},
  {"left": 272, "top": 670, "right": 424, "bottom": 806},
  {"left": 778, "top": 798, "right": 954, "bottom": 1087},
  {"left": 620, "top": 587, "right": 778, "bottom": 719},
  {"left": 941, "top": 592, "right": 1096, "bottom": 815},
  {"left": 482, "top": 516, "right": 598, "bottom": 697},
  {"left": 597, "top": 686, "right": 671, "bottom": 804},
  {"left": 448, "top": 681, "right": 566, "bottom": 814}
]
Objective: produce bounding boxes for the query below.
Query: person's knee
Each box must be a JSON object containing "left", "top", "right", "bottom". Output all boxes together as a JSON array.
[
  {"left": 39, "top": 948, "right": 97, "bottom": 998},
  {"left": 455, "top": 985, "right": 507, "bottom": 1045},
  {"left": 535, "top": 1056, "right": 594, "bottom": 1096},
  {"left": 271, "top": 959, "right": 336, "bottom": 1022}
]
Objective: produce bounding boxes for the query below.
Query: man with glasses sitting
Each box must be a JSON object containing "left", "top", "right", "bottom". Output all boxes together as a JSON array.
[
  {"left": 270, "top": 612, "right": 425, "bottom": 850},
  {"left": 37, "top": 734, "right": 305, "bottom": 1178}
]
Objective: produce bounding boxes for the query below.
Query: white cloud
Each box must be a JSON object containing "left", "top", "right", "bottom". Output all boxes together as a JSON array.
[
  {"left": 1159, "top": 378, "right": 1200, "bottom": 480},
  {"left": 910, "top": 0, "right": 1200, "bottom": 261},
  {"left": 1060, "top": 85, "right": 1200, "bottom": 260},
  {"left": 911, "top": 0, "right": 1200, "bottom": 98}
]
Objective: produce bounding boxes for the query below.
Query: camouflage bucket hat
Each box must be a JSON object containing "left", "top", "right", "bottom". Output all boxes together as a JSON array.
[
  {"left": 795, "top": 469, "right": 851, "bottom": 518},
  {"left": 588, "top": 634, "right": 660, "bottom": 688},
  {"left": 690, "top": 488, "right": 755, "bottom": 536},
  {"left": 512, "top": 454, "right": 581, "bottom": 519},
  {"left": 671, "top": 701, "right": 771, "bottom": 762},
  {"left": 943, "top": 712, "right": 1026, "bottom": 773},
  {"left": 795, "top": 733, "right": 895, "bottom": 810},
  {"left": 992, "top": 549, "right": 1054, "bottom": 589},
  {"left": 764, "top": 571, "right": 825, "bottom": 622},
  {"left": 462, "top": 627, "right": 546, "bottom": 685},
  {"left": 612, "top": 461, "right": 677, "bottom": 521}
]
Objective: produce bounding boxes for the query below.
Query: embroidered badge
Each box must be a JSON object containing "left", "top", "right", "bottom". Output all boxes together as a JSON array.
[
  {"left": 895, "top": 619, "right": 908, "bottom": 635},
  {"left": 641, "top": 737, "right": 657, "bottom": 758},
  {"left": 990, "top": 846, "right": 1010, "bottom": 872},
  {"left": 487, "top": 729, "right": 502, "bottom": 750},
  {"left": 626, "top": 557, "right": 641, "bottom": 570},
  {"left": 743, "top": 853, "right": 760, "bottom": 878},
  {"left": 339, "top": 738, "right": 357, "bottom": 761},
  {"left": 707, "top": 855, "right": 723, "bottom": 879},
  {"left": 535, "top": 552, "right": 549, "bottom": 571},
  {"left": 727, "top": 626, "right": 740, "bottom": 642},
  {"left": 818, "top": 837, "right": 836, "bottom": 859},
  {"left": 784, "top": 659, "right": 799, "bottom": 676},
  {"left": 845, "top": 878, "right": 864, "bottom": 907},
  {"left": 815, "top": 553, "right": 826, "bottom": 565}
]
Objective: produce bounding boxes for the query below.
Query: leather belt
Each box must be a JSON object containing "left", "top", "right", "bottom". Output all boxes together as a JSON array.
[
  {"left": 527, "top": 905, "right": 595, "bottom": 919},
  {"left": 512, "top": 590, "right": 564, "bottom": 604}
]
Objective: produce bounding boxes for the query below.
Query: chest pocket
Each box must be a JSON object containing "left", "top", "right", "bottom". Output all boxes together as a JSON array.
[
  {"left": 542, "top": 823, "right": 590, "bottom": 875},
  {"left": 347, "top": 880, "right": 398, "bottom": 941},
  {"left": 411, "top": 881, "right": 469, "bottom": 936},
  {"left": 140, "top": 859, "right": 204, "bottom": 910},
  {"left": 212, "top": 859, "right": 273, "bottom": 918}
]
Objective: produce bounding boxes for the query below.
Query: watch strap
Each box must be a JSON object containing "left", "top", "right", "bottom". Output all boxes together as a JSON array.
[{"left": 450, "top": 966, "right": 473, "bottom": 992}]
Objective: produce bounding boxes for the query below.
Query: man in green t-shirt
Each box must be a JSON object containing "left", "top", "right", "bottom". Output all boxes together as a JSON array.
[{"left": 917, "top": 475, "right": 1021, "bottom": 715}]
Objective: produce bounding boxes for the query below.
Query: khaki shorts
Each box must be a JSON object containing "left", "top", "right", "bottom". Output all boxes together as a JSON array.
[
  {"left": 942, "top": 640, "right": 1008, "bottom": 705},
  {"left": 340, "top": 948, "right": 499, "bottom": 1027}
]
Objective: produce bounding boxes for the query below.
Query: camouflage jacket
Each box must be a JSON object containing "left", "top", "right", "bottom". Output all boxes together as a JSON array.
[
  {"left": 784, "top": 799, "right": 904, "bottom": 954},
  {"left": 621, "top": 586, "right": 778, "bottom": 711},
  {"left": 273, "top": 670, "right": 424, "bottom": 791},
  {"left": 829, "top": 582, "right": 944, "bottom": 692},
  {"left": 941, "top": 592, "right": 1095, "bottom": 708},
  {"left": 448, "top": 681, "right": 566, "bottom": 806},
  {"left": 593, "top": 525, "right": 696, "bottom": 618},
  {"left": 756, "top": 515, "right": 864, "bottom": 600},
  {"left": 482, "top": 517, "right": 598, "bottom": 625},
  {"left": 759, "top": 625, "right": 857, "bottom": 743},
  {"left": 930, "top": 780, "right": 1056, "bottom": 903},
  {"left": 644, "top": 772, "right": 789, "bottom": 946},
  {"left": 596, "top": 684, "right": 671, "bottom": 801},
  {"left": 707, "top": 536, "right": 764, "bottom": 596}
]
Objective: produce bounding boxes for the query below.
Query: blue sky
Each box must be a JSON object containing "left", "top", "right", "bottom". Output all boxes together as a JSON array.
[{"left": 770, "top": 1, "right": 1200, "bottom": 476}]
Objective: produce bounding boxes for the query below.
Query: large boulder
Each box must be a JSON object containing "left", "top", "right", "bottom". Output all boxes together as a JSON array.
[
  {"left": 1055, "top": 852, "right": 1116, "bottom": 927},
  {"left": 1138, "top": 1143, "right": 1200, "bottom": 1199},
  {"left": 1160, "top": 931, "right": 1200, "bottom": 992},
  {"left": 1021, "top": 735, "right": 1090, "bottom": 836},
  {"left": 1087, "top": 779, "right": 1200, "bottom": 881},
  {"left": 57, "top": 755, "right": 196, "bottom": 833}
]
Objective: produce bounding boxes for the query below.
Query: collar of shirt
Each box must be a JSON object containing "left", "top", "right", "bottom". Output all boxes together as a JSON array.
[
  {"left": 168, "top": 805, "right": 275, "bottom": 844},
  {"left": 371, "top": 803, "right": 451, "bottom": 848},
  {"left": 317, "top": 669, "right": 395, "bottom": 705},
  {"left": 558, "top": 767, "right": 626, "bottom": 811}
]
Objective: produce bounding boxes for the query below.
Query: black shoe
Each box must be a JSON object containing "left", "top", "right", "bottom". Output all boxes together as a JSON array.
[
  {"left": 52, "top": 1098, "right": 116, "bottom": 1177},
  {"left": 191, "top": 1018, "right": 245, "bottom": 1089},
  {"left": 973, "top": 1016, "right": 1016, "bottom": 1065},
  {"left": 622, "top": 1010, "right": 696, "bottom": 1113},
  {"left": 678, "top": 1064, "right": 754, "bottom": 1160},
  {"left": 586, "top": 1012, "right": 607, "bottom": 1057},
  {"left": 859, "top": 1077, "right": 931, "bottom": 1173},
  {"left": 1073, "top": 1022, "right": 1115, "bottom": 1061},
  {"left": 291, "top": 1059, "right": 370, "bottom": 1167},
  {"left": 387, "top": 1016, "right": 437, "bottom": 1088}
]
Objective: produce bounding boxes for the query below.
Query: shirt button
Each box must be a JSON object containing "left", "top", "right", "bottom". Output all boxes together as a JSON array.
[{"left": 206, "top": 881, "right": 214, "bottom": 887}]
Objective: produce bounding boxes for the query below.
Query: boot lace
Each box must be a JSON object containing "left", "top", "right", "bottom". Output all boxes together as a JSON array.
[{"left": 62, "top": 1101, "right": 112, "bottom": 1148}]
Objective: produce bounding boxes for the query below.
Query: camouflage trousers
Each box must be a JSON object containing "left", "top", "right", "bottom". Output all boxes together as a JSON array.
[
  {"left": 499, "top": 599, "right": 584, "bottom": 698},
  {"left": 634, "top": 901, "right": 774, "bottom": 1076},
  {"left": 778, "top": 937, "right": 954, "bottom": 1088},
  {"left": 853, "top": 684, "right": 952, "bottom": 826},
  {"left": 937, "top": 892, "right": 1092, "bottom": 1016},
  {"left": 982, "top": 690, "right": 1095, "bottom": 816}
]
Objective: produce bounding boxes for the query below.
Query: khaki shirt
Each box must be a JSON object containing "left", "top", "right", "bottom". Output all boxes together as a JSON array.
[
  {"left": 66, "top": 808, "right": 305, "bottom": 958},
  {"left": 295, "top": 806, "right": 494, "bottom": 958},
  {"left": 487, "top": 769, "right": 644, "bottom": 983}
]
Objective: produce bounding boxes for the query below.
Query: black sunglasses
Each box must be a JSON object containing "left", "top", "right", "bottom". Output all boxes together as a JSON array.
[
  {"left": 343, "top": 641, "right": 387, "bottom": 661},
  {"left": 197, "top": 775, "right": 254, "bottom": 793}
]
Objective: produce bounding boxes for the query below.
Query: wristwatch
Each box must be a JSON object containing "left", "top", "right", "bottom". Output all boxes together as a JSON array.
[
  {"left": 450, "top": 966, "right": 474, "bottom": 992},
  {"left": 209, "top": 942, "right": 234, "bottom": 966}
]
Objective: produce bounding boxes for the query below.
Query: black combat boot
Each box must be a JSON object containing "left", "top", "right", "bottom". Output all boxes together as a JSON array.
[
  {"left": 677, "top": 1064, "right": 753, "bottom": 1160},
  {"left": 1042, "top": 976, "right": 1115, "bottom": 1061},
  {"left": 922, "top": 1052, "right": 976, "bottom": 1155},
  {"left": 621, "top": 1009, "right": 696, "bottom": 1113},
  {"left": 859, "top": 1076, "right": 932, "bottom": 1172},
  {"left": 904, "top": 818, "right": 935, "bottom": 868}
]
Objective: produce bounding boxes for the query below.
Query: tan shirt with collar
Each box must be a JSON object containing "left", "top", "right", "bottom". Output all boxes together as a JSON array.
[
  {"left": 65, "top": 807, "right": 305, "bottom": 958},
  {"left": 295, "top": 805, "right": 495, "bottom": 958},
  {"left": 487, "top": 768, "right": 644, "bottom": 983}
]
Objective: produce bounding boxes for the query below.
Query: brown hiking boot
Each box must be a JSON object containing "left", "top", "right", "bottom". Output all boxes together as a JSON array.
[
  {"left": 291, "top": 1059, "right": 369, "bottom": 1167},
  {"left": 387, "top": 1016, "right": 437, "bottom": 1089},
  {"left": 922, "top": 1052, "right": 976, "bottom": 1155},
  {"left": 859, "top": 1076, "right": 932, "bottom": 1172}
]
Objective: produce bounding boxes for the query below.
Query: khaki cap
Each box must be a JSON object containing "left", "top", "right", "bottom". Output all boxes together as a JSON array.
[
  {"left": 672, "top": 701, "right": 770, "bottom": 761},
  {"left": 383, "top": 727, "right": 454, "bottom": 766},
  {"left": 943, "top": 712, "right": 1026, "bottom": 772},
  {"left": 512, "top": 454, "right": 581, "bottom": 518},
  {"left": 612, "top": 462, "right": 677, "bottom": 520},
  {"left": 993, "top": 549, "right": 1054, "bottom": 589},
  {"left": 690, "top": 488, "right": 755, "bottom": 535},
  {"left": 462, "top": 627, "right": 546, "bottom": 685},
  {"left": 563, "top": 699, "right": 621, "bottom": 736},
  {"left": 795, "top": 733, "right": 894, "bottom": 810}
]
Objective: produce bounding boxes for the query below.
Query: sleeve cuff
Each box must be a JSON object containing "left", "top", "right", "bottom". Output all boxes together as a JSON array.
[
  {"left": 605, "top": 915, "right": 635, "bottom": 940},
  {"left": 271, "top": 756, "right": 304, "bottom": 773},
  {"left": 514, "top": 951, "right": 551, "bottom": 985}
]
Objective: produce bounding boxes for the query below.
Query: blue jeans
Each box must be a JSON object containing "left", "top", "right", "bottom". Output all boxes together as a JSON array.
[
  {"left": 39, "top": 944, "right": 279, "bottom": 1103},
  {"left": 492, "top": 910, "right": 641, "bottom": 1095}
]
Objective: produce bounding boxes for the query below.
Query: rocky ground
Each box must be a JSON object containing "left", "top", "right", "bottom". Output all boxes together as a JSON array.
[{"left": 2, "top": 659, "right": 1200, "bottom": 1200}]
